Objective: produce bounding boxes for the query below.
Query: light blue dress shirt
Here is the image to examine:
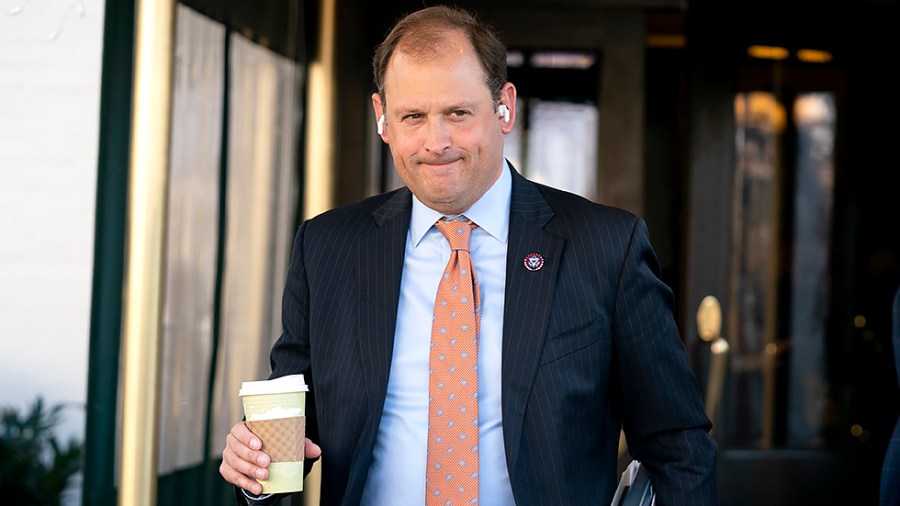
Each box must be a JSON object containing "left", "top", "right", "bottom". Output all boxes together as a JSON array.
[{"left": 361, "top": 164, "right": 516, "bottom": 505}]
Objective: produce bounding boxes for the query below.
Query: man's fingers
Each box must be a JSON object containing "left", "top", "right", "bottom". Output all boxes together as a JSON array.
[
  {"left": 223, "top": 430, "right": 270, "bottom": 476},
  {"left": 219, "top": 456, "right": 264, "bottom": 495},
  {"left": 231, "top": 421, "right": 263, "bottom": 450},
  {"left": 219, "top": 422, "right": 270, "bottom": 495},
  {"left": 227, "top": 422, "right": 269, "bottom": 466}
]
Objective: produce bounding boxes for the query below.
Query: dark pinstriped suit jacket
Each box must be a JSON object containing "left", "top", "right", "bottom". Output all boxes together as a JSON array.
[{"left": 265, "top": 167, "right": 717, "bottom": 505}]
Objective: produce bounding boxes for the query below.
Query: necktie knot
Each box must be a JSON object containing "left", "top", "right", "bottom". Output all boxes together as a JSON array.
[{"left": 435, "top": 218, "right": 476, "bottom": 251}]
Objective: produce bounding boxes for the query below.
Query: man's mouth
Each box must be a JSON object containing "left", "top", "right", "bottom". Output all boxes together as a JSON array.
[{"left": 419, "top": 157, "right": 461, "bottom": 168}]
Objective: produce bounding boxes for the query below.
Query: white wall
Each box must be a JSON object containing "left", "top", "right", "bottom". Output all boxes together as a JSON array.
[{"left": 0, "top": 0, "right": 105, "bottom": 464}]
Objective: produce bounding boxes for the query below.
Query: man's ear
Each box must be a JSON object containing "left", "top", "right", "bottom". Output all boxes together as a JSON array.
[
  {"left": 498, "top": 83, "right": 517, "bottom": 135},
  {"left": 372, "top": 92, "right": 388, "bottom": 141}
]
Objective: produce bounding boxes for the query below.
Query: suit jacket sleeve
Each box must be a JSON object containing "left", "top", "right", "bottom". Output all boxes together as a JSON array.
[{"left": 614, "top": 218, "right": 717, "bottom": 505}]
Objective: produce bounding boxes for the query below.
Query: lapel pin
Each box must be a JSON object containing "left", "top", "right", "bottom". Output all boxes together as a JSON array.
[{"left": 523, "top": 253, "right": 544, "bottom": 272}]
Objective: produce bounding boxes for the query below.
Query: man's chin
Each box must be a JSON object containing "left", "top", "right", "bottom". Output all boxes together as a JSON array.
[{"left": 420, "top": 192, "right": 469, "bottom": 215}]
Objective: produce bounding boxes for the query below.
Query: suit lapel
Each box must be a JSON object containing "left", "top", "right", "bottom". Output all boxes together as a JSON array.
[
  {"left": 357, "top": 188, "right": 411, "bottom": 411},
  {"left": 502, "top": 170, "right": 564, "bottom": 480},
  {"left": 346, "top": 188, "right": 411, "bottom": 502}
]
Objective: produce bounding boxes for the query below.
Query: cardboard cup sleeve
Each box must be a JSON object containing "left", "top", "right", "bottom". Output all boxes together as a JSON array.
[{"left": 246, "top": 417, "right": 306, "bottom": 462}]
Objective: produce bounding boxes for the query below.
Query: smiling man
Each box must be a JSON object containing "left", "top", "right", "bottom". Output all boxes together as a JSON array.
[{"left": 220, "top": 5, "right": 717, "bottom": 506}]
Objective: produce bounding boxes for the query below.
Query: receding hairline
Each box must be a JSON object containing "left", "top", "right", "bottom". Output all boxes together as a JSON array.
[{"left": 393, "top": 25, "right": 469, "bottom": 64}]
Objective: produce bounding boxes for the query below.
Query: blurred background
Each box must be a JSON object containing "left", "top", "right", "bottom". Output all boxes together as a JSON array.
[{"left": 1, "top": 0, "right": 898, "bottom": 504}]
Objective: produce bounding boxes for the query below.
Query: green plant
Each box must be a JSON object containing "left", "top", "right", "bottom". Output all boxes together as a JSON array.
[{"left": 0, "top": 397, "right": 83, "bottom": 505}]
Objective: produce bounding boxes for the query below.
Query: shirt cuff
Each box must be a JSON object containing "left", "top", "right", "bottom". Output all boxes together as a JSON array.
[{"left": 241, "top": 489, "right": 275, "bottom": 504}]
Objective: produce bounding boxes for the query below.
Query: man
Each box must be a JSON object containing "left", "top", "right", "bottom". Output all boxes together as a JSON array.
[{"left": 221, "top": 5, "right": 717, "bottom": 505}]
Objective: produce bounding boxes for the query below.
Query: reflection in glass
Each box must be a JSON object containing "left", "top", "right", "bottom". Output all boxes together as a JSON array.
[
  {"left": 731, "top": 92, "right": 784, "bottom": 448},
  {"left": 787, "top": 93, "right": 835, "bottom": 448},
  {"left": 159, "top": 4, "right": 225, "bottom": 474},
  {"left": 730, "top": 92, "right": 836, "bottom": 450},
  {"left": 525, "top": 100, "right": 598, "bottom": 201}
]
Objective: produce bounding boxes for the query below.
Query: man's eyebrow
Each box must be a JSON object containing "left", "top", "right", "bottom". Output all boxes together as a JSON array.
[
  {"left": 391, "top": 101, "right": 481, "bottom": 116},
  {"left": 442, "top": 101, "right": 479, "bottom": 111},
  {"left": 388, "top": 107, "right": 423, "bottom": 118}
]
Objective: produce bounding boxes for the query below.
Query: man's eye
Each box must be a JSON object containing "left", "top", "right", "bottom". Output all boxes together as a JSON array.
[
  {"left": 404, "top": 113, "right": 423, "bottom": 120},
  {"left": 451, "top": 110, "right": 469, "bottom": 117}
]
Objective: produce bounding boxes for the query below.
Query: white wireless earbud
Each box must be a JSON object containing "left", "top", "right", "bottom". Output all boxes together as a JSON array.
[
  {"left": 498, "top": 104, "right": 510, "bottom": 122},
  {"left": 377, "top": 114, "right": 386, "bottom": 135}
]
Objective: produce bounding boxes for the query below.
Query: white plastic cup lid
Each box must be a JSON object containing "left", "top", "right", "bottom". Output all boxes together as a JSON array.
[{"left": 239, "top": 374, "right": 308, "bottom": 396}]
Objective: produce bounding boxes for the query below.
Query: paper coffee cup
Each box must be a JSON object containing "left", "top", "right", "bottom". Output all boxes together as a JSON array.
[{"left": 239, "top": 374, "right": 309, "bottom": 494}]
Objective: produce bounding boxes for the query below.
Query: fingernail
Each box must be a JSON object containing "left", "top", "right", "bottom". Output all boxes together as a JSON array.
[
  {"left": 250, "top": 438, "right": 262, "bottom": 450},
  {"left": 253, "top": 484, "right": 262, "bottom": 495},
  {"left": 256, "top": 468, "right": 267, "bottom": 480},
  {"left": 257, "top": 454, "right": 269, "bottom": 466}
]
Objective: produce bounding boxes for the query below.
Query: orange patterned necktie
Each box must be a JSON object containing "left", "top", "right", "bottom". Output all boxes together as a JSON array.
[{"left": 427, "top": 217, "right": 480, "bottom": 506}]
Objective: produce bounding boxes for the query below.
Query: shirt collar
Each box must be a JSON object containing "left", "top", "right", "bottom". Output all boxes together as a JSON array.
[{"left": 409, "top": 160, "right": 512, "bottom": 247}]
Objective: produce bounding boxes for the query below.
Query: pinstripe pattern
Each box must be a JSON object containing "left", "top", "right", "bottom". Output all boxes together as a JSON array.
[
  {"left": 258, "top": 167, "right": 716, "bottom": 506},
  {"left": 880, "top": 287, "right": 900, "bottom": 505}
]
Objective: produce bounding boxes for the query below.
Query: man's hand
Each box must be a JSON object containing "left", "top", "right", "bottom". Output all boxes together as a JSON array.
[{"left": 220, "top": 421, "right": 322, "bottom": 495}]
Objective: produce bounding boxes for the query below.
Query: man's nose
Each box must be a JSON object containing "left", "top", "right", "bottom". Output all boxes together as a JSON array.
[{"left": 423, "top": 117, "right": 451, "bottom": 152}]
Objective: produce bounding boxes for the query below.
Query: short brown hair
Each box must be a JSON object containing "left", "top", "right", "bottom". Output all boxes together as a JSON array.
[{"left": 372, "top": 5, "right": 507, "bottom": 106}]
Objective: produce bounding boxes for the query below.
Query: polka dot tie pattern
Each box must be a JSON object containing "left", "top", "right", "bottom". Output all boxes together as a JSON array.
[{"left": 427, "top": 217, "right": 480, "bottom": 506}]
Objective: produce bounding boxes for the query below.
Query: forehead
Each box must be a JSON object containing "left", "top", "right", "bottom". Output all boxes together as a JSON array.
[
  {"left": 383, "top": 33, "right": 491, "bottom": 106},
  {"left": 395, "top": 27, "right": 467, "bottom": 64}
]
